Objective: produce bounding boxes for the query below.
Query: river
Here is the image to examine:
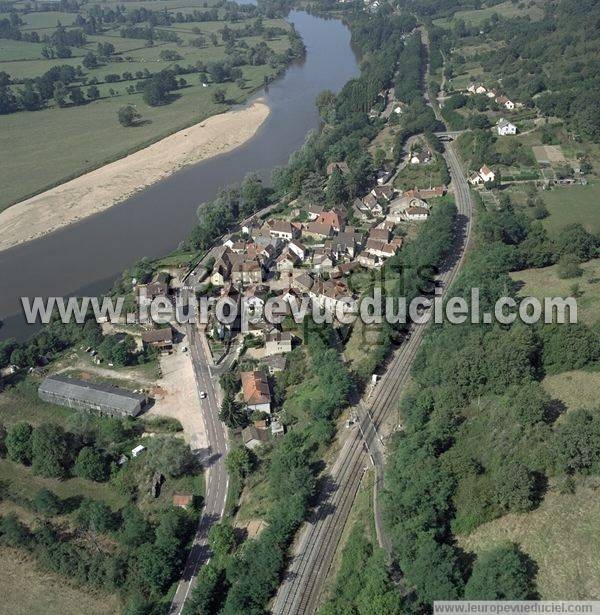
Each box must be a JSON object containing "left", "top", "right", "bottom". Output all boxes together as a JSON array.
[{"left": 0, "top": 10, "right": 359, "bottom": 341}]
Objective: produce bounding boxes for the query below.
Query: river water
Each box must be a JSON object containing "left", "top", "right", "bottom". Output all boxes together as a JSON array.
[{"left": 0, "top": 10, "right": 359, "bottom": 340}]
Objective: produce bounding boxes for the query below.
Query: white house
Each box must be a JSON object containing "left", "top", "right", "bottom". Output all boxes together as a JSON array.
[
  {"left": 496, "top": 95, "right": 515, "bottom": 110},
  {"left": 131, "top": 445, "right": 146, "bottom": 458},
  {"left": 410, "top": 151, "right": 430, "bottom": 165},
  {"left": 497, "top": 119, "right": 517, "bottom": 136},
  {"left": 403, "top": 206, "right": 429, "bottom": 221},
  {"left": 288, "top": 239, "right": 307, "bottom": 261},
  {"left": 265, "top": 330, "right": 293, "bottom": 355},
  {"left": 479, "top": 164, "right": 496, "bottom": 183}
]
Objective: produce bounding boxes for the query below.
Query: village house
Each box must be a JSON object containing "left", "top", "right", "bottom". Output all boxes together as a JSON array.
[
  {"left": 376, "top": 169, "right": 394, "bottom": 185},
  {"left": 141, "top": 327, "right": 173, "bottom": 353},
  {"left": 288, "top": 239, "right": 308, "bottom": 261},
  {"left": 242, "top": 285, "right": 267, "bottom": 314},
  {"left": 368, "top": 227, "right": 392, "bottom": 243},
  {"left": 307, "top": 204, "right": 325, "bottom": 221},
  {"left": 352, "top": 198, "right": 371, "bottom": 221},
  {"left": 310, "top": 278, "right": 357, "bottom": 314},
  {"left": 467, "top": 83, "right": 488, "bottom": 95},
  {"left": 265, "top": 330, "right": 293, "bottom": 355},
  {"left": 495, "top": 95, "right": 515, "bottom": 110},
  {"left": 242, "top": 425, "right": 270, "bottom": 450},
  {"left": 410, "top": 150, "right": 431, "bottom": 165},
  {"left": 479, "top": 164, "right": 496, "bottom": 183},
  {"left": 231, "top": 257, "right": 263, "bottom": 285},
  {"left": 241, "top": 371, "right": 272, "bottom": 414},
  {"left": 172, "top": 494, "right": 194, "bottom": 509},
  {"left": 469, "top": 164, "right": 496, "bottom": 186},
  {"left": 497, "top": 118, "right": 517, "bottom": 136},
  {"left": 326, "top": 161, "right": 350, "bottom": 176},
  {"left": 210, "top": 251, "right": 233, "bottom": 286},
  {"left": 404, "top": 186, "right": 446, "bottom": 199},
  {"left": 312, "top": 248, "right": 335, "bottom": 273},
  {"left": 303, "top": 221, "right": 334, "bottom": 240},
  {"left": 371, "top": 185, "right": 395, "bottom": 202},
  {"left": 328, "top": 231, "right": 360, "bottom": 259},
  {"left": 387, "top": 196, "right": 429, "bottom": 224},
  {"left": 332, "top": 261, "right": 361, "bottom": 278},
  {"left": 291, "top": 272, "right": 315, "bottom": 295},
  {"left": 315, "top": 209, "right": 346, "bottom": 233},
  {"left": 268, "top": 219, "right": 300, "bottom": 241},
  {"left": 263, "top": 354, "right": 287, "bottom": 375},
  {"left": 403, "top": 206, "right": 430, "bottom": 221},
  {"left": 276, "top": 250, "right": 300, "bottom": 273},
  {"left": 136, "top": 280, "right": 169, "bottom": 306}
]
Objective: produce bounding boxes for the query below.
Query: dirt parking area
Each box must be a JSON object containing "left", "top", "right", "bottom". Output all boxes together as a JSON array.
[{"left": 148, "top": 349, "right": 208, "bottom": 451}]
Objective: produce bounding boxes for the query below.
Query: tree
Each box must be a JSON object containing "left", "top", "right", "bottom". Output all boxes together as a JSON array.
[
  {"left": 208, "top": 522, "right": 236, "bottom": 561},
  {"left": 219, "top": 395, "right": 246, "bottom": 428},
  {"left": 144, "top": 436, "right": 194, "bottom": 478},
  {"left": 0, "top": 85, "right": 17, "bottom": 114},
  {"left": 82, "top": 51, "right": 98, "bottom": 69},
  {"left": 31, "top": 423, "right": 68, "bottom": 478},
  {"left": 225, "top": 445, "right": 252, "bottom": 478},
  {"left": 555, "top": 224, "right": 598, "bottom": 261},
  {"left": 75, "top": 446, "right": 109, "bottom": 481},
  {"left": 86, "top": 85, "right": 100, "bottom": 100},
  {"left": 53, "top": 80, "right": 68, "bottom": 107},
  {"left": 118, "top": 504, "right": 153, "bottom": 548},
  {"left": 69, "top": 86, "right": 85, "bottom": 105},
  {"left": 326, "top": 166, "right": 347, "bottom": 205},
  {"left": 5, "top": 422, "right": 32, "bottom": 464},
  {"left": 465, "top": 545, "right": 536, "bottom": 599},
  {"left": 34, "top": 488, "right": 63, "bottom": 516},
  {"left": 212, "top": 87, "right": 226, "bottom": 104},
  {"left": 240, "top": 173, "right": 267, "bottom": 216},
  {"left": 18, "top": 81, "right": 41, "bottom": 111},
  {"left": 76, "top": 498, "right": 116, "bottom": 533},
  {"left": 492, "top": 460, "right": 535, "bottom": 513},
  {"left": 0, "top": 513, "right": 30, "bottom": 547},
  {"left": 556, "top": 253, "right": 583, "bottom": 279},
  {"left": 118, "top": 104, "right": 141, "bottom": 127}
]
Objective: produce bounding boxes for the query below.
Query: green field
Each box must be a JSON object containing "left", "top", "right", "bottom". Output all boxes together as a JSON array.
[
  {"left": 0, "top": 546, "right": 121, "bottom": 615},
  {"left": 434, "top": 0, "right": 545, "bottom": 27},
  {"left": 541, "top": 181, "right": 600, "bottom": 235},
  {"left": 458, "top": 481, "right": 600, "bottom": 599},
  {"left": 0, "top": 458, "right": 129, "bottom": 510},
  {"left": 0, "top": 5, "right": 294, "bottom": 210},
  {"left": 542, "top": 369, "right": 600, "bottom": 414},
  {"left": 510, "top": 258, "right": 600, "bottom": 325},
  {"left": 0, "top": 377, "right": 74, "bottom": 427}
]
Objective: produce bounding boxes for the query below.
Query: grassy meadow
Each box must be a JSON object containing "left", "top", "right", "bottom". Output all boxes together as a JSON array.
[
  {"left": 0, "top": 5, "right": 294, "bottom": 210},
  {"left": 510, "top": 258, "right": 600, "bottom": 325},
  {"left": 458, "top": 480, "right": 600, "bottom": 599},
  {"left": 0, "top": 546, "right": 121, "bottom": 615}
]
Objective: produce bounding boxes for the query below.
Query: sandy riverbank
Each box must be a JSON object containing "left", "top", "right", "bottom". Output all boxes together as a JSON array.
[{"left": 0, "top": 100, "right": 270, "bottom": 253}]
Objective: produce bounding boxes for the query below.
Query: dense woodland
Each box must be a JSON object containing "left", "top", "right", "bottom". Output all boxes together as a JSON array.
[{"left": 382, "top": 194, "right": 599, "bottom": 606}]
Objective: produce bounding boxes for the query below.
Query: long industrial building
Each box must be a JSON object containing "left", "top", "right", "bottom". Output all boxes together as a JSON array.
[{"left": 38, "top": 374, "right": 146, "bottom": 417}]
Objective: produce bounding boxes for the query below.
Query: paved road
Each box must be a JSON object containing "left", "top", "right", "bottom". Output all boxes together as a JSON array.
[{"left": 169, "top": 324, "right": 228, "bottom": 615}]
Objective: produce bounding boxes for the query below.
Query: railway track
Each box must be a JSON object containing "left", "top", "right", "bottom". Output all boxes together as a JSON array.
[{"left": 271, "top": 140, "right": 473, "bottom": 615}]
